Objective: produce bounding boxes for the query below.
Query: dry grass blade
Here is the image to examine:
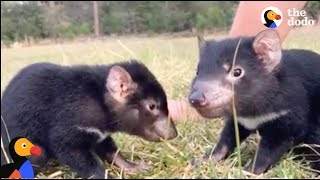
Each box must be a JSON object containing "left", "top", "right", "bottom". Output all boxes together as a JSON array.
[
  {"left": 47, "top": 171, "right": 63, "bottom": 178},
  {"left": 117, "top": 40, "right": 137, "bottom": 58},
  {"left": 1, "top": 115, "right": 11, "bottom": 142},
  {"left": 1, "top": 115, "right": 12, "bottom": 164},
  {"left": 296, "top": 144, "right": 320, "bottom": 156},
  {"left": 1, "top": 135, "right": 11, "bottom": 164},
  {"left": 251, "top": 130, "right": 261, "bottom": 173},
  {"left": 230, "top": 38, "right": 243, "bottom": 177}
]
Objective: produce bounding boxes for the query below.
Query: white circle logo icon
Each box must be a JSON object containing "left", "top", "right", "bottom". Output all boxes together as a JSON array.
[{"left": 261, "top": 7, "right": 283, "bottom": 28}]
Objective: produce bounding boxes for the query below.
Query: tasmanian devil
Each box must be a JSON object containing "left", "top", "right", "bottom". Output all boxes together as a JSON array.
[
  {"left": 189, "top": 29, "right": 320, "bottom": 174},
  {"left": 1, "top": 60, "right": 178, "bottom": 179}
]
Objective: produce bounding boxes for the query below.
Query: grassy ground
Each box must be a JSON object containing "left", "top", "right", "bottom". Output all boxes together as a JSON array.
[{"left": 1, "top": 26, "right": 320, "bottom": 179}]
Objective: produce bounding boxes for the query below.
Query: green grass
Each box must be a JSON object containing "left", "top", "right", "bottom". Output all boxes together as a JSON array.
[{"left": 1, "top": 26, "right": 320, "bottom": 179}]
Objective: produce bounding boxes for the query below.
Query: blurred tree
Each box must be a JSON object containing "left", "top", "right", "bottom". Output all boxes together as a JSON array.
[
  {"left": 1, "top": 1, "right": 277, "bottom": 45},
  {"left": 1, "top": 1, "right": 44, "bottom": 44},
  {"left": 93, "top": 1, "right": 100, "bottom": 37},
  {"left": 305, "top": 1, "right": 320, "bottom": 22}
]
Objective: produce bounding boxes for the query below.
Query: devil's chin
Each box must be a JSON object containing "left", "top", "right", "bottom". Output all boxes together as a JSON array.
[{"left": 194, "top": 105, "right": 229, "bottom": 119}]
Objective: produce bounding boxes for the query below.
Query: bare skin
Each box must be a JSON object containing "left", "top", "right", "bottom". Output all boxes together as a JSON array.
[{"left": 106, "top": 152, "right": 150, "bottom": 175}]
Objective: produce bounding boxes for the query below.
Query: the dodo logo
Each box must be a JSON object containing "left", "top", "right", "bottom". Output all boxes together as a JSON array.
[
  {"left": 261, "top": 7, "right": 283, "bottom": 28},
  {"left": 1, "top": 137, "right": 41, "bottom": 179}
]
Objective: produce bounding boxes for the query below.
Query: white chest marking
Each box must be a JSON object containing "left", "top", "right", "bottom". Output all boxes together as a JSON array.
[
  {"left": 77, "top": 126, "right": 111, "bottom": 143},
  {"left": 237, "top": 110, "right": 289, "bottom": 130}
]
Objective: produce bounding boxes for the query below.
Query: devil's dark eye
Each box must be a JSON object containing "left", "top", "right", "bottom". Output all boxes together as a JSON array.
[
  {"left": 233, "top": 68, "right": 242, "bottom": 77},
  {"left": 149, "top": 104, "right": 156, "bottom": 111}
]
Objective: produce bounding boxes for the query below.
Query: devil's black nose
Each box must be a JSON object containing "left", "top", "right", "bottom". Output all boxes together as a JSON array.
[{"left": 188, "top": 91, "right": 207, "bottom": 107}]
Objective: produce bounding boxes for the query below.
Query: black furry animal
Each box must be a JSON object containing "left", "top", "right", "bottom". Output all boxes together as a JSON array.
[
  {"left": 1, "top": 60, "right": 178, "bottom": 178},
  {"left": 189, "top": 29, "right": 320, "bottom": 174}
]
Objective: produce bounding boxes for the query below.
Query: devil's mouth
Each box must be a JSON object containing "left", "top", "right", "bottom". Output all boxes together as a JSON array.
[
  {"left": 193, "top": 102, "right": 229, "bottom": 119},
  {"left": 140, "top": 127, "right": 165, "bottom": 142}
]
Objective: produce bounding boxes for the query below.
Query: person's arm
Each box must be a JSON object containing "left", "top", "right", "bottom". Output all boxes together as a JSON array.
[
  {"left": 229, "top": 1, "right": 307, "bottom": 42},
  {"left": 168, "top": 99, "right": 200, "bottom": 122}
]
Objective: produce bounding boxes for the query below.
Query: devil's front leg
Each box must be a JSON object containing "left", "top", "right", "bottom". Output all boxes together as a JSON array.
[
  {"left": 207, "top": 118, "right": 252, "bottom": 162},
  {"left": 244, "top": 118, "right": 296, "bottom": 174},
  {"left": 49, "top": 127, "right": 107, "bottom": 179},
  {"left": 95, "top": 136, "right": 150, "bottom": 175}
]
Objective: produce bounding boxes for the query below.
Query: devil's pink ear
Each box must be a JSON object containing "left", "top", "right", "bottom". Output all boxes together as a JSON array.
[
  {"left": 106, "top": 66, "right": 137, "bottom": 102},
  {"left": 252, "top": 29, "right": 282, "bottom": 73}
]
